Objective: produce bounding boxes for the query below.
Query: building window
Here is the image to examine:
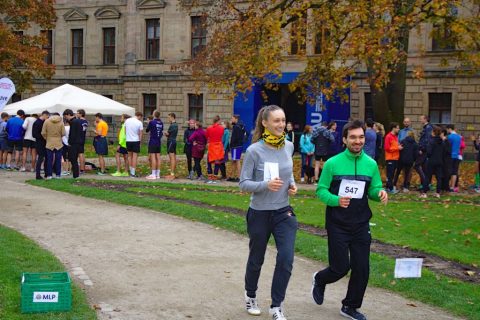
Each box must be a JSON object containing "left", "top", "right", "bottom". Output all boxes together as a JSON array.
[
  {"left": 103, "top": 28, "right": 116, "bottom": 65},
  {"left": 364, "top": 92, "right": 374, "bottom": 121},
  {"left": 191, "top": 16, "right": 207, "bottom": 58},
  {"left": 314, "top": 28, "right": 330, "bottom": 55},
  {"left": 429, "top": 93, "right": 452, "bottom": 125},
  {"left": 146, "top": 19, "right": 160, "bottom": 60},
  {"left": 143, "top": 94, "right": 157, "bottom": 117},
  {"left": 290, "top": 18, "right": 306, "bottom": 55},
  {"left": 71, "top": 29, "right": 83, "bottom": 65},
  {"left": 432, "top": 24, "right": 455, "bottom": 52},
  {"left": 41, "top": 30, "right": 53, "bottom": 65},
  {"left": 188, "top": 94, "right": 203, "bottom": 122}
]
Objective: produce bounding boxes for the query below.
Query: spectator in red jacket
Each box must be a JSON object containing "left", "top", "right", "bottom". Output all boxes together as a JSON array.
[
  {"left": 206, "top": 115, "right": 225, "bottom": 181},
  {"left": 384, "top": 122, "right": 402, "bottom": 193}
]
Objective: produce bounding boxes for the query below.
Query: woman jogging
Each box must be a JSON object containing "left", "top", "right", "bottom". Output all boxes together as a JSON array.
[{"left": 239, "top": 105, "right": 297, "bottom": 320}]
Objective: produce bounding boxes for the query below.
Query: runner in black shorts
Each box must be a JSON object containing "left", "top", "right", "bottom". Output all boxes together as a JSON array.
[
  {"left": 126, "top": 141, "right": 141, "bottom": 153},
  {"left": 165, "top": 113, "right": 178, "bottom": 178},
  {"left": 167, "top": 140, "right": 177, "bottom": 154}
]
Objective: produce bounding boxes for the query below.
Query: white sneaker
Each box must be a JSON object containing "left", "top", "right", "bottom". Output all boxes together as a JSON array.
[
  {"left": 20, "top": 167, "right": 26, "bottom": 172},
  {"left": 300, "top": 177, "right": 305, "bottom": 183},
  {"left": 245, "top": 292, "right": 261, "bottom": 316},
  {"left": 146, "top": 174, "right": 157, "bottom": 180},
  {"left": 269, "top": 307, "right": 287, "bottom": 320}
]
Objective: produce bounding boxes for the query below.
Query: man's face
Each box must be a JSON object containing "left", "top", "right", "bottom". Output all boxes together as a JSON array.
[
  {"left": 393, "top": 126, "right": 400, "bottom": 135},
  {"left": 231, "top": 116, "right": 236, "bottom": 124},
  {"left": 420, "top": 116, "right": 427, "bottom": 124},
  {"left": 403, "top": 118, "right": 411, "bottom": 128},
  {"left": 342, "top": 127, "right": 365, "bottom": 154}
]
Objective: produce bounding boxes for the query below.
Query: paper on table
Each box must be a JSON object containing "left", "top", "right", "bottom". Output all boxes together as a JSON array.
[
  {"left": 394, "top": 258, "right": 423, "bottom": 278},
  {"left": 264, "top": 162, "right": 279, "bottom": 181}
]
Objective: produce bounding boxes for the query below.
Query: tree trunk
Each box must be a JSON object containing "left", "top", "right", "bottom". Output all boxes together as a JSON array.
[{"left": 369, "top": 24, "right": 410, "bottom": 127}]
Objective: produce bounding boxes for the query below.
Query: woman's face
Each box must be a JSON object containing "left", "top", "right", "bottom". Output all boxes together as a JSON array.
[
  {"left": 286, "top": 123, "right": 293, "bottom": 131},
  {"left": 331, "top": 123, "right": 337, "bottom": 131},
  {"left": 262, "top": 109, "right": 286, "bottom": 137}
]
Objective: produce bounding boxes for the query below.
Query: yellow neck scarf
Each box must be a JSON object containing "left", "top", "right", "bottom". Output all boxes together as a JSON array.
[{"left": 262, "top": 128, "right": 286, "bottom": 149}]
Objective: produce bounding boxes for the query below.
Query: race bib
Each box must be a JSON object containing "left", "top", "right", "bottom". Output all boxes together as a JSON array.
[
  {"left": 338, "top": 179, "right": 366, "bottom": 199},
  {"left": 263, "top": 162, "right": 279, "bottom": 181}
]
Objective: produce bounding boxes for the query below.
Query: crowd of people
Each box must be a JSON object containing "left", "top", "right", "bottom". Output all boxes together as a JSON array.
[
  {"left": 0, "top": 109, "right": 250, "bottom": 184},
  {"left": 0, "top": 108, "right": 479, "bottom": 195},
  {"left": 296, "top": 115, "right": 480, "bottom": 196}
]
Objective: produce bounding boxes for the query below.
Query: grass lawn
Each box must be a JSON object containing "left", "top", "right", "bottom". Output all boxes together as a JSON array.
[
  {"left": 125, "top": 183, "right": 480, "bottom": 266},
  {"left": 0, "top": 224, "right": 96, "bottom": 320},
  {"left": 29, "top": 179, "right": 480, "bottom": 319}
]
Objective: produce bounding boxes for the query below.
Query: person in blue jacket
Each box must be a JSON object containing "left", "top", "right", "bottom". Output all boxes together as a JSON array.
[
  {"left": 5, "top": 109, "right": 26, "bottom": 170},
  {"left": 300, "top": 125, "right": 314, "bottom": 183}
]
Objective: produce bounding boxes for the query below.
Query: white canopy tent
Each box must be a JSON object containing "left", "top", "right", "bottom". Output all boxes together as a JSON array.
[{"left": 3, "top": 84, "right": 135, "bottom": 116}]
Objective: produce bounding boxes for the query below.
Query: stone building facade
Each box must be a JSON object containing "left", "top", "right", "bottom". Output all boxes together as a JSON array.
[{"left": 8, "top": 0, "right": 480, "bottom": 155}]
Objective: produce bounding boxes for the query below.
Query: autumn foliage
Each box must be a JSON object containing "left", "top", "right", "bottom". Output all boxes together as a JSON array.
[
  {"left": 0, "top": 0, "right": 56, "bottom": 93},
  {"left": 179, "top": 0, "right": 480, "bottom": 121}
]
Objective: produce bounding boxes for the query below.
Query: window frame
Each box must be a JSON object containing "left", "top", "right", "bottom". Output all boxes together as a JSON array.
[
  {"left": 145, "top": 19, "right": 160, "bottom": 60},
  {"left": 188, "top": 93, "right": 204, "bottom": 122},
  {"left": 71, "top": 29, "right": 84, "bottom": 65},
  {"left": 428, "top": 92, "right": 452, "bottom": 125},
  {"left": 103, "top": 27, "right": 116, "bottom": 65},
  {"left": 41, "top": 30, "right": 53, "bottom": 65},
  {"left": 143, "top": 93, "right": 157, "bottom": 118},
  {"left": 191, "top": 16, "right": 207, "bottom": 59}
]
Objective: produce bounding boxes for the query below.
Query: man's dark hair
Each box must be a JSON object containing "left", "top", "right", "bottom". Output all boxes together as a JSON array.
[
  {"left": 95, "top": 113, "right": 103, "bottom": 119},
  {"left": 366, "top": 118, "right": 374, "bottom": 128},
  {"left": 390, "top": 122, "right": 399, "bottom": 131},
  {"left": 135, "top": 111, "right": 143, "bottom": 117},
  {"left": 51, "top": 112, "right": 60, "bottom": 116},
  {"left": 17, "top": 109, "right": 25, "bottom": 117},
  {"left": 63, "top": 109, "right": 74, "bottom": 116},
  {"left": 342, "top": 120, "right": 365, "bottom": 139},
  {"left": 41, "top": 110, "right": 50, "bottom": 116},
  {"left": 154, "top": 110, "right": 160, "bottom": 118},
  {"left": 422, "top": 114, "right": 430, "bottom": 122},
  {"left": 77, "top": 109, "right": 86, "bottom": 117},
  {"left": 432, "top": 126, "right": 442, "bottom": 136},
  {"left": 232, "top": 114, "right": 240, "bottom": 120},
  {"left": 446, "top": 124, "right": 455, "bottom": 130},
  {"left": 168, "top": 112, "right": 176, "bottom": 119},
  {"left": 1, "top": 112, "right": 8, "bottom": 119}
]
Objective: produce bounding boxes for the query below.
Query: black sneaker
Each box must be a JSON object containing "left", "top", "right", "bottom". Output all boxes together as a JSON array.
[
  {"left": 311, "top": 272, "right": 326, "bottom": 305},
  {"left": 340, "top": 305, "right": 367, "bottom": 320}
]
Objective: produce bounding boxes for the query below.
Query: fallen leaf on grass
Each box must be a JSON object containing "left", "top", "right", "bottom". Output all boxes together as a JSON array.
[
  {"left": 93, "top": 304, "right": 101, "bottom": 310},
  {"left": 465, "top": 270, "right": 475, "bottom": 276},
  {"left": 443, "top": 230, "right": 450, "bottom": 233},
  {"left": 406, "top": 303, "right": 417, "bottom": 307},
  {"left": 461, "top": 229, "right": 472, "bottom": 236},
  {"left": 390, "top": 280, "right": 396, "bottom": 285}
]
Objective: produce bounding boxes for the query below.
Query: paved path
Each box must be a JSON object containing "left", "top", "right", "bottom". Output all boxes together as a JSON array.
[{"left": 0, "top": 171, "right": 460, "bottom": 320}]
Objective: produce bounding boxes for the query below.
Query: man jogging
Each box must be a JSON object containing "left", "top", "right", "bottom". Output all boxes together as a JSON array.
[{"left": 312, "top": 120, "right": 388, "bottom": 320}]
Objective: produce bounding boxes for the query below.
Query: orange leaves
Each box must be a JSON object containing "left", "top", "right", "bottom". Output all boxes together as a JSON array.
[
  {"left": 179, "top": 0, "right": 480, "bottom": 100},
  {"left": 1, "top": 1, "right": 56, "bottom": 92}
]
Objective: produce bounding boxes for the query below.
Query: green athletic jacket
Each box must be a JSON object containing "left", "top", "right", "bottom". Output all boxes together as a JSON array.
[
  {"left": 316, "top": 149, "right": 383, "bottom": 226},
  {"left": 118, "top": 124, "right": 126, "bottom": 148}
]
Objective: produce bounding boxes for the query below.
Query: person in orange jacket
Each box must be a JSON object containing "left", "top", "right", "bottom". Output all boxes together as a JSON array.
[
  {"left": 205, "top": 115, "right": 226, "bottom": 181},
  {"left": 384, "top": 122, "right": 403, "bottom": 193}
]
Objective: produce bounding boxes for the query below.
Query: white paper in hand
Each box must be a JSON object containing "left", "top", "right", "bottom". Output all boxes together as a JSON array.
[
  {"left": 394, "top": 258, "right": 423, "bottom": 278},
  {"left": 263, "top": 162, "right": 279, "bottom": 181}
]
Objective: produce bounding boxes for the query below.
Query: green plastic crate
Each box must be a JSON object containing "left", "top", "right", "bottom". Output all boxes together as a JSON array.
[{"left": 21, "top": 272, "right": 72, "bottom": 313}]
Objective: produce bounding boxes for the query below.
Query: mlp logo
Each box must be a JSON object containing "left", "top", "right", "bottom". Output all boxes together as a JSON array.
[{"left": 33, "top": 291, "right": 59, "bottom": 303}]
